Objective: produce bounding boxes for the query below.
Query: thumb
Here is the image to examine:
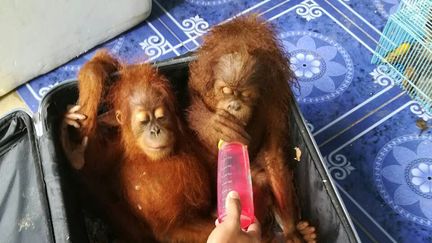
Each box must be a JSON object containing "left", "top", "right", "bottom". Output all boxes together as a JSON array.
[{"left": 224, "top": 191, "right": 241, "bottom": 226}]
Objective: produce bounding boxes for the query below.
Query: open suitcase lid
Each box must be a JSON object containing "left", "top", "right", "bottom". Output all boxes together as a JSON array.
[
  {"left": 0, "top": 109, "right": 54, "bottom": 242},
  {"left": 1, "top": 107, "right": 89, "bottom": 243},
  {"left": 0, "top": 54, "right": 360, "bottom": 243}
]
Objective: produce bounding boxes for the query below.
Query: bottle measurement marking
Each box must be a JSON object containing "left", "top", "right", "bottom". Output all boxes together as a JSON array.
[{"left": 221, "top": 180, "right": 232, "bottom": 186}]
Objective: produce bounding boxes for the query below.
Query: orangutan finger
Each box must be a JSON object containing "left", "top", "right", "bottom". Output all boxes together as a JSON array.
[
  {"left": 68, "top": 105, "right": 81, "bottom": 113},
  {"left": 216, "top": 124, "right": 247, "bottom": 142},
  {"left": 296, "top": 221, "right": 309, "bottom": 231},
  {"left": 215, "top": 117, "right": 250, "bottom": 141},
  {"left": 304, "top": 233, "right": 317, "bottom": 241},
  {"left": 216, "top": 109, "right": 247, "bottom": 126},
  {"left": 65, "top": 118, "right": 80, "bottom": 128},
  {"left": 65, "top": 112, "right": 87, "bottom": 121},
  {"left": 219, "top": 130, "right": 249, "bottom": 145},
  {"left": 300, "top": 226, "right": 316, "bottom": 235}
]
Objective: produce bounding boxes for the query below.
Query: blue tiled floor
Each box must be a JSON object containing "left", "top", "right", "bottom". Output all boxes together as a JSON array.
[{"left": 17, "top": 0, "right": 432, "bottom": 242}]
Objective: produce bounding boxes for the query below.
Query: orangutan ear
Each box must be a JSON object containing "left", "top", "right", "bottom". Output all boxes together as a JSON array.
[
  {"left": 98, "top": 110, "right": 119, "bottom": 127},
  {"left": 115, "top": 110, "right": 124, "bottom": 125}
]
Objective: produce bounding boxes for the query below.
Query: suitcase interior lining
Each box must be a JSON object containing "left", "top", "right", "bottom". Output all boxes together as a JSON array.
[{"left": 0, "top": 111, "right": 54, "bottom": 242}]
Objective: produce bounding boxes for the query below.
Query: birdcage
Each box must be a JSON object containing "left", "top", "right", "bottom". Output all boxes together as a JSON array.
[{"left": 372, "top": 0, "right": 432, "bottom": 113}]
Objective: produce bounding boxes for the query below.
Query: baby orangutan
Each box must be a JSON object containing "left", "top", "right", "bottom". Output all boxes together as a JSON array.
[
  {"left": 61, "top": 50, "right": 214, "bottom": 242},
  {"left": 187, "top": 15, "right": 317, "bottom": 242}
]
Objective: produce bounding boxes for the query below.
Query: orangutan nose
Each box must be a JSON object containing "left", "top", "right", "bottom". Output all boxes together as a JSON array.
[
  {"left": 150, "top": 125, "right": 161, "bottom": 137},
  {"left": 227, "top": 101, "right": 241, "bottom": 111}
]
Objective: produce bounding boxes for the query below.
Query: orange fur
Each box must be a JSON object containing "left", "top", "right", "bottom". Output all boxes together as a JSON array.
[
  {"left": 68, "top": 50, "right": 152, "bottom": 242},
  {"left": 187, "top": 15, "right": 303, "bottom": 241},
  {"left": 111, "top": 62, "right": 215, "bottom": 242},
  {"left": 78, "top": 50, "right": 120, "bottom": 137},
  {"left": 69, "top": 51, "right": 215, "bottom": 242}
]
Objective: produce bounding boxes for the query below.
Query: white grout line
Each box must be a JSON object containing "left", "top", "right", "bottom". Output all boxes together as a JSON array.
[
  {"left": 336, "top": 183, "right": 398, "bottom": 243},
  {"left": 156, "top": 16, "right": 193, "bottom": 51},
  {"left": 172, "top": 35, "right": 202, "bottom": 50},
  {"left": 220, "top": 0, "right": 280, "bottom": 23},
  {"left": 350, "top": 216, "right": 381, "bottom": 243},
  {"left": 313, "top": 85, "right": 395, "bottom": 136},
  {"left": 334, "top": 0, "right": 384, "bottom": 36},
  {"left": 324, "top": 0, "right": 381, "bottom": 44},
  {"left": 255, "top": 0, "right": 291, "bottom": 17},
  {"left": 147, "top": 21, "right": 181, "bottom": 57},
  {"left": 268, "top": 4, "right": 298, "bottom": 21},
  {"left": 238, "top": 0, "right": 272, "bottom": 15},
  {"left": 321, "top": 7, "right": 377, "bottom": 53},
  {"left": 26, "top": 83, "right": 42, "bottom": 101},
  {"left": 329, "top": 100, "right": 413, "bottom": 154},
  {"left": 153, "top": 0, "right": 201, "bottom": 47}
]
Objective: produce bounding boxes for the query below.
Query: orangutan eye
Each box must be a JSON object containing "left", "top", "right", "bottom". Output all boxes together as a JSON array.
[
  {"left": 136, "top": 111, "right": 150, "bottom": 124},
  {"left": 242, "top": 90, "right": 252, "bottom": 98},
  {"left": 154, "top": 107, "right": 165, "bottom": 120},
  {"left": 222, "top": 87, "right": 233, "bottom": 95}
]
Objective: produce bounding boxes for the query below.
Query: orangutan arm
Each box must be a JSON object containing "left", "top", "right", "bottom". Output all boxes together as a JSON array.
[
  {"left": 255, "top": 146, "right": 299, "bottom": 239},
  {"left": 77, "top": 50, "right": 120, "bottom": 137},
  {"left": 166, "top": 218, "right": 214, "bottom": 243},
  {"left": 60, "top": 50, "right": 119, "bottom": 169}
]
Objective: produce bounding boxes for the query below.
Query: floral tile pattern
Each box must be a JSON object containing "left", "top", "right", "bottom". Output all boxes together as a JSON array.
[
  {"left": 15, "top": 0, "right": 432, "bottom": 242},
  {"left": 376, "top": 137, "right": 432, "bottom": 226},
  {"left": 284, "top": 32, "right": 354, "bottom": 103}
]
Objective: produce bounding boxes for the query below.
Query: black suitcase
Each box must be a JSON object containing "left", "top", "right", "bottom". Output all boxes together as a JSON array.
[{"left": 0, "top": 55, "right": 360, "bottom": 243}]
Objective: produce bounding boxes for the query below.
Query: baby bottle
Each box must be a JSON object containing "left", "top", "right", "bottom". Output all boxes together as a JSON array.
[{"left": 217, "top": 140, "right": 254, "bottom": 229}]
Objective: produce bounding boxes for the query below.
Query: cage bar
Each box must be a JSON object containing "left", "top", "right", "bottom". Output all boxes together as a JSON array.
[{"left": 372, "top": 0, "right": 432, "bottom": 113}]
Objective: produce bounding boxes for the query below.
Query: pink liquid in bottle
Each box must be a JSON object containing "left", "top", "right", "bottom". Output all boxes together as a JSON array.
[{"left": 217, "top": 141, "right": 254, "bottom": 229}]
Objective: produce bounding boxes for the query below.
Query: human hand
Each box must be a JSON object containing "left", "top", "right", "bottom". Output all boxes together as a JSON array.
[{"left": 207, "top": 191, "right": 261, "bottom": 243}]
